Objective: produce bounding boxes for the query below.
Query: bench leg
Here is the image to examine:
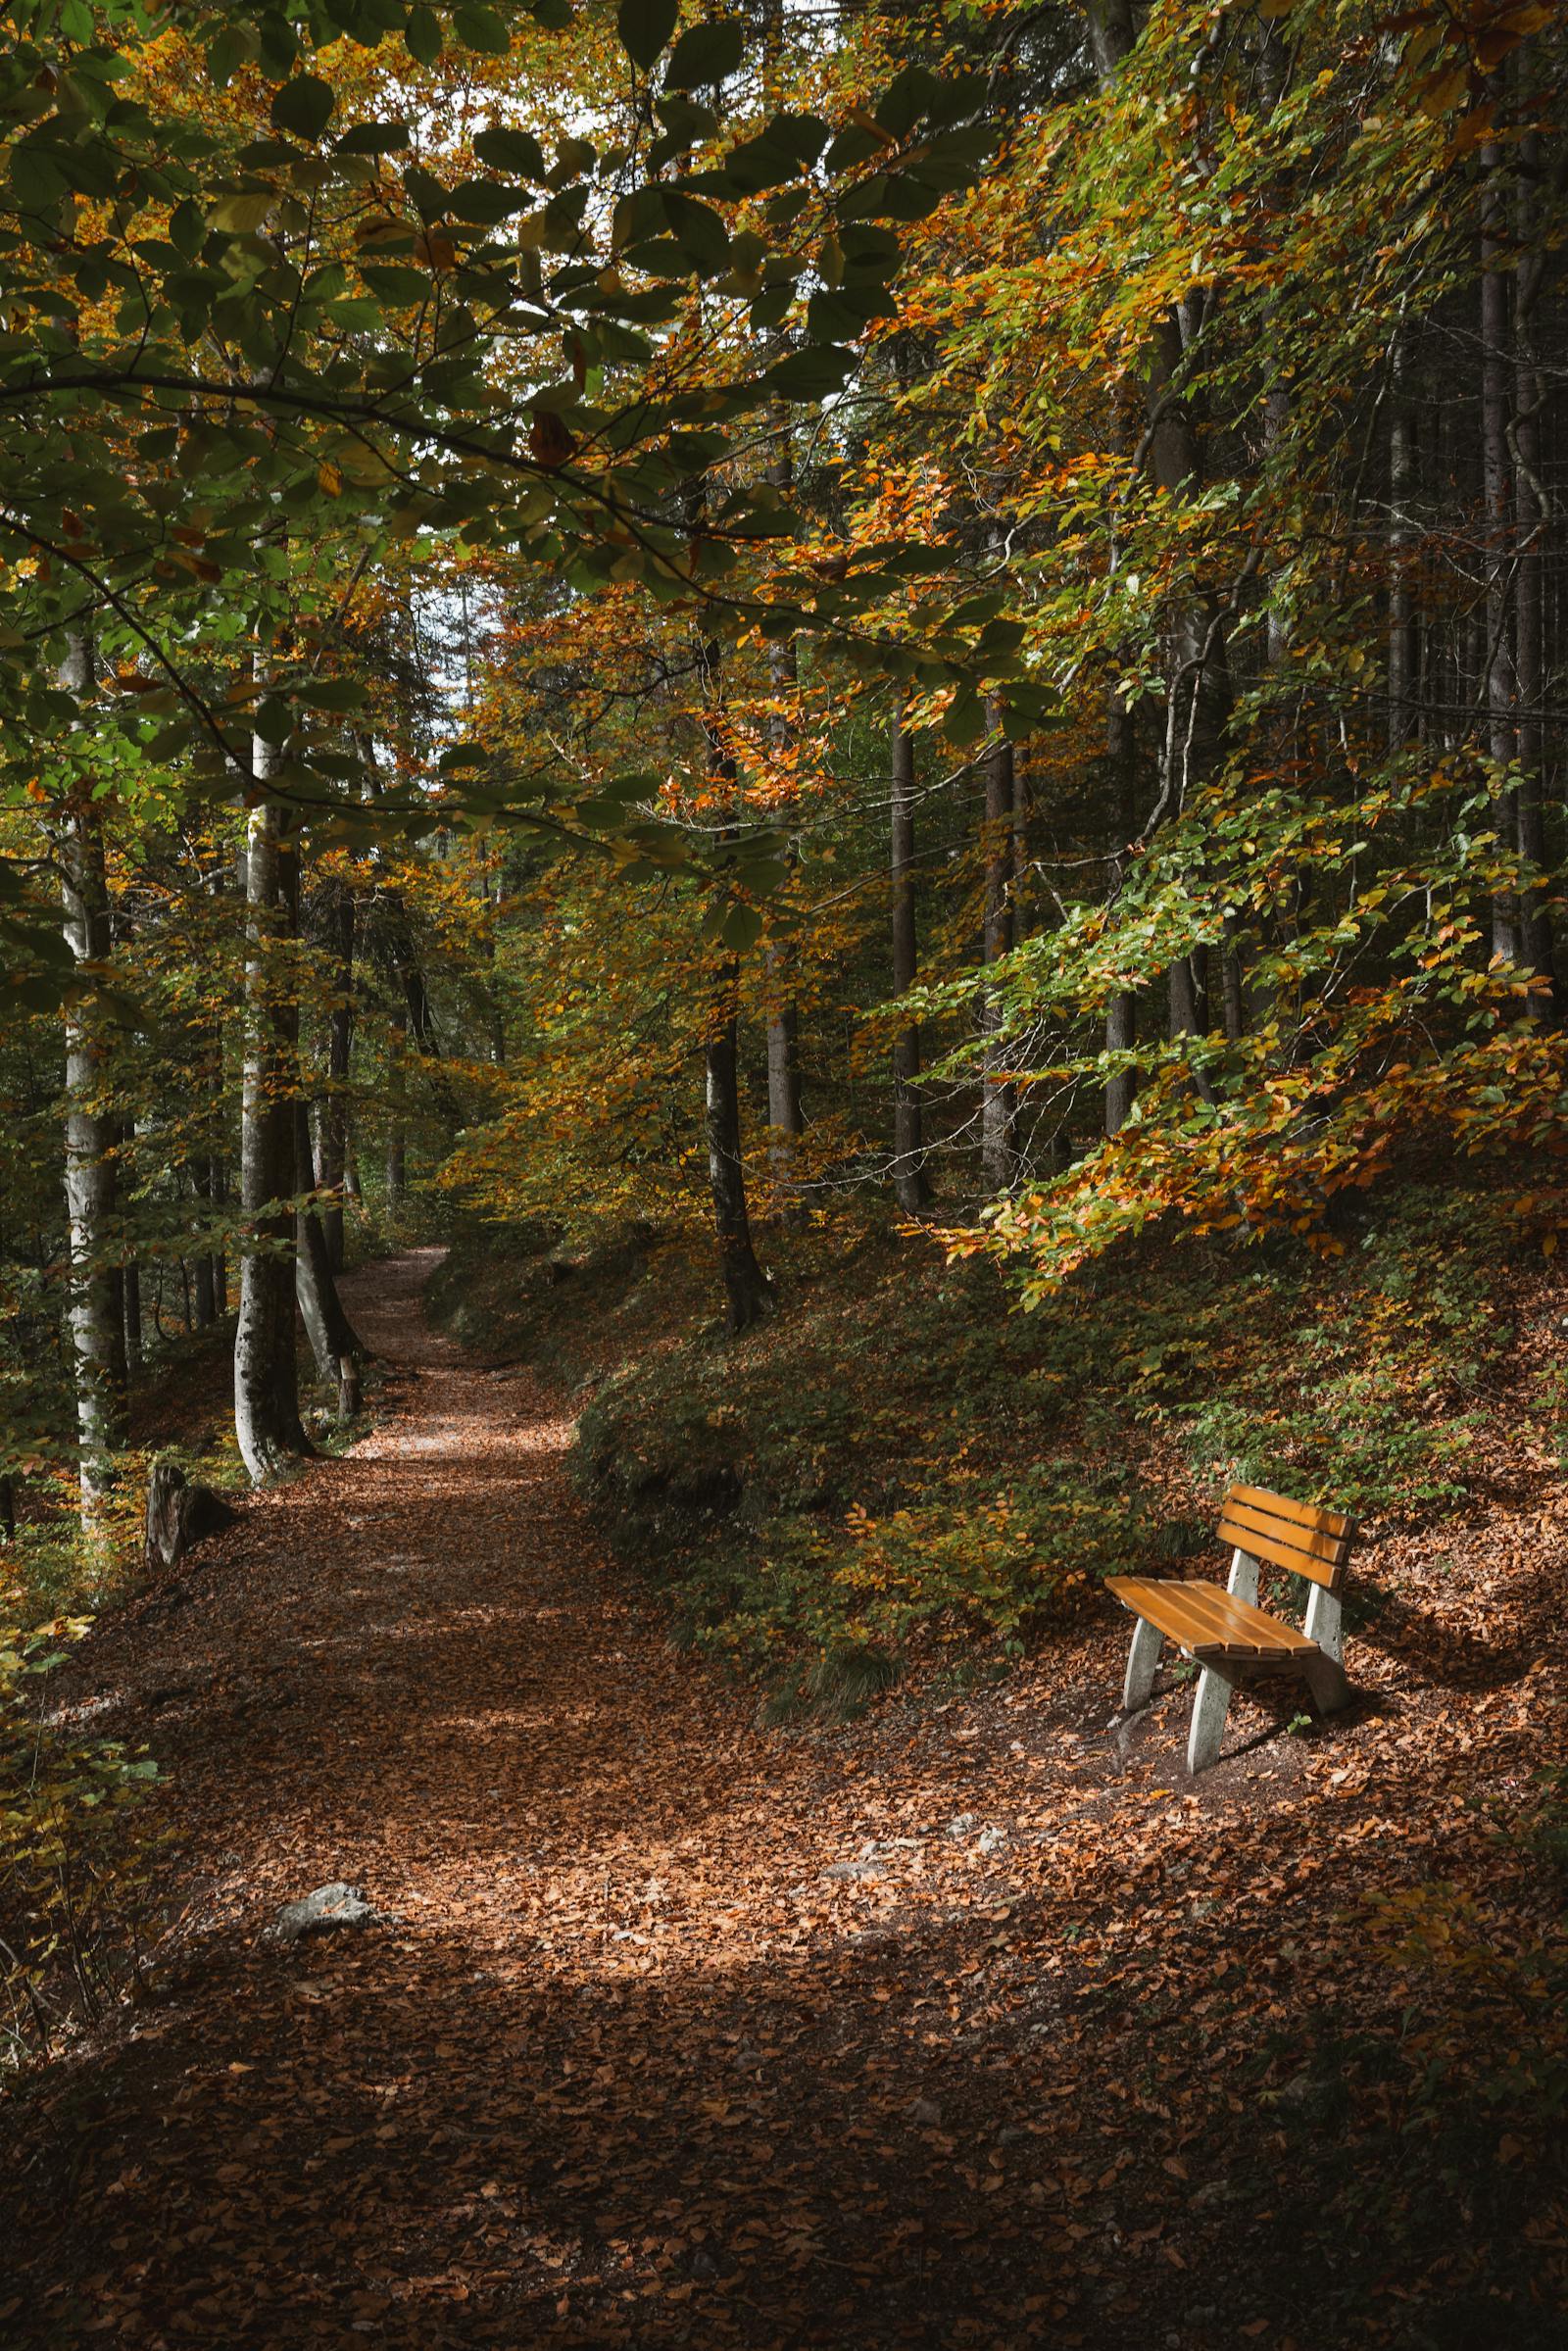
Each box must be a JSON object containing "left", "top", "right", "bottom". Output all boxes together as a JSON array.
[
  {"left": 1122, "top": 1615, "right": 1163, "bottom": 1711},
  {"left": 1187, "top": 1663, "right": 1235, "bottom": 1774},
  {"left": 1302, "top": 1650, "right": 1351, "bottom": 1714}
]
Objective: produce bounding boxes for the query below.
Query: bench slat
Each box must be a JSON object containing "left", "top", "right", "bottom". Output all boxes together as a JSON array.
[
  {"left": 1222, "top": 1497, "right": 1352, "bottom": 1569},
  {"left": 1218, "top": 1505, "right": 1349, "bottom": 1590},
  {"left": 1227, "top": 1483, "right": 1355, "bottom": 1544}
]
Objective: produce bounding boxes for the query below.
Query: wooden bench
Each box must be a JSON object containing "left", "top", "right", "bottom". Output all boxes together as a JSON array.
[{"left": 1106, "top": 1484, "right": 1355, "bottom": 1774}]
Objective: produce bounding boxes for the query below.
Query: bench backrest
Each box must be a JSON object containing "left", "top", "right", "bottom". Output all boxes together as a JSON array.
[{"left": 1218, "top": 1484, "right": 1355, "bottom": 1595}]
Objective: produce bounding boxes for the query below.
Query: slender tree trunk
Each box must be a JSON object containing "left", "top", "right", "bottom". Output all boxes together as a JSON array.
[
  {"left": 294, "top": 1102, "right": 364, "bottom": 1418},
  {"left": 1103, "top": 697, "right": 1140, "bottom": 1137},
  {"left": 890, "top": 698, "right": 930, "bottom": 1212},
  {"left": 122, "top": 1255, "right": 142, "bottom": 1378},
  {"left": 193, "top": 1212, "right": 215, "bottom": 1332},
  {"left": 979, "top": 707, "right": 1016, "bottom": 1192},
  {"left": 57, "top": 630, "right": 126, "bottom": 1537},
  {"left": 318, "top": 881, "right": 355, "bottom": 1270},
  {"left": 705, "top": 1002, "right": 773, "bottom": 1333},
  {"left": 386, "top": 1110, "right": 407, "bottom": 1215},
  {"left": 763, "top": 420, "right": 805, "bottom": 1217},
  {"left": 1388, "top": 328, "right": 1417, "bottom": 752},
  {"left": 1104, "top": 989, "right": 1137, "bottom": 1138},
  {"left": 1481, "top": 123, "right": 1518, "bottom": 962},
  {"left": 117, "top": 1116, "right": 141, "bottom": 1378},
  {"left": 1168, "top": 955, "right": 1217, "bottom": 1106},
  {"left": 234, "top": 787, "right": 310, "bottom": 1484},
  {"left": 1513, "top": 122, "right": 1553, "bottom": 1001},
  {"left": 210, "top": 1148, "right": 228, "bottom": 1317}
]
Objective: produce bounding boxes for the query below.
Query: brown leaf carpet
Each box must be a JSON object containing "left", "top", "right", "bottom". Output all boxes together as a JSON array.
[{"left": 5, "top": 1249, "right": 1563, "bottom": 2349}]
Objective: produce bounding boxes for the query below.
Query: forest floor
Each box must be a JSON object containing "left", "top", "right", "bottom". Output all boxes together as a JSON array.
[{"left": 2, "top": 1247, "right": 1565, "bottom": 2349}]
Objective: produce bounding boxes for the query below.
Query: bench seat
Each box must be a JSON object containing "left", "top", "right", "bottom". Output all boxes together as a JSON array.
[{"left": 1104, "top": 1576, "right": 1321, "bottom": 1668}]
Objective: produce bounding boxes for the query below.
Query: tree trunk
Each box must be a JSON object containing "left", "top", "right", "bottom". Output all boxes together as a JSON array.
[
  {"left": 890, "top": 698, "right": 930, "bottom": 1212},
  {"left": 1104, "top": 989, "right": 1137, "bottom": 1138},
  {"left": 763, "top": 417, "right": 805, "bottom": 1218},
  {"left": 57, "top": 630, "right": 126, "bottom": 1537},
  {"left": 979, "top": 707, "right": 1016, "bottom": 1193},
  {"left": 145, "top": 1458, "right": 236, "bottom": 1574},
  {"left": 294, "top": 1101, "right": 365, "bottom": 1418},
  {"left": 318, "top": 880, "right": 355, "bottom": 1270},
  {"left": 1513, "top": 122, "right": 1553, "bottom": 1002},
  {"left": 234, "top": 790, "right": 311, "bottom": 1485},
  {"left": 1388, "top": 328, "right": 1417, "bottom": 752},
  {"left": 1103, "top": 694, "right": 1140, "bottom": 1137},
  {"left": 705, "top": 1004, "right": 774, "bottom": 1333},
  {"left": 122, "top": 1255, "right": 142, "bottom": 1377},
  {"left": 1481, "top": 123, "right": 1518, "bottom": 963},
  {"left": 1168, "top": 955, "right": 1217, "bottom": 1106},
  {"left": 763, "top": 980, "right": 804, "bottom": 1221}
]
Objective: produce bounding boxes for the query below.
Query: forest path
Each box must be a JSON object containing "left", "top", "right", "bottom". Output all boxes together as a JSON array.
[{"left": 8, "top": 1249, "right": 1107, "bottom": 2349}]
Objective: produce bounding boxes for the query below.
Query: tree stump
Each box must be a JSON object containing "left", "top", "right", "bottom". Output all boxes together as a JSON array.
[{"left": 144, "top": 1460, "right": 237, "bottom": 1573}]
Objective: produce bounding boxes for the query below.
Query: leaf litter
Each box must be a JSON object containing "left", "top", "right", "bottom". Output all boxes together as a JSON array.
[{"left": 2, "top": 1248, "right": 1564, "bottom": 2348}]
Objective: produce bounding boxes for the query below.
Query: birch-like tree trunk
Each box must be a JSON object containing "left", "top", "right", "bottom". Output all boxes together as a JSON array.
[
  {"left": 234, "top": 782, "right": 310, "bottom": 1484},
  {"left": 57, "top": 628, "right": 126, "bottom": 1535}
]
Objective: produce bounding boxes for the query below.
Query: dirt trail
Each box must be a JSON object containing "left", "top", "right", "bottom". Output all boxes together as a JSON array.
[
  {"left": 7, "top": 1252, "right": 1068, "bottom": 2348},
  {"left": 4, "top": 1251, "right": 1560, "bottom": 2348}
]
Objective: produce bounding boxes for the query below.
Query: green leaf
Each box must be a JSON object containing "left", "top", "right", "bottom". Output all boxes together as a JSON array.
[
  {"left": 448, "top": 178, "right": 530, "bottom": 225},
  {"left": 210, "top": 192, "right": 275, "bottom": 235},
  {"left": 405, "top": 3, "right": 443, "bottom": 65},
  {"left": 661, "top": 188, "right": 729, "bottom": 272},
  {"left": 360, "top": 264, "right": 431, "bottom": 305},
  {"left": 454, "top": 3, "right": 511, "bottom": 53},
  {"left": 717, "top": 125, "right": 805, "bottom": 195},
  {"left": 666, "top": 18, "right": 746, "bottom": 89},
  {"left": 294, "top": 678, "right": 367, "bottom": 710},
  {"left": 719, "top": 901, "right": 764, "bottom": 953},
  {"left": 334, "top": 122, "right": 412, "bottom": 155},
  {"left": 617, "top": 0, "right": 679, "bottom": 70},
  {"left": 474, "top": 125, "right": 547, "bottom": 179},
  {"left": 169, "top": 198, "right": 206, "bottom": 259},
  {"left": 807, "top": 283, "right": 895, "bottom": 342},
  {"left": 765, "top": 345, "right": 853, "bottom": 401},
  {"left": 270, "top": 73, "right": 335, "bottom": 141}
]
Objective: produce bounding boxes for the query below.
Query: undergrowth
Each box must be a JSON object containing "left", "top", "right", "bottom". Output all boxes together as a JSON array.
[
  {"left": 433, "top": 1182, "right": 1530, "bottom": 1710},
  {"left": 0, "top": 1620, "right": 160, "bottom": 2063}
]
